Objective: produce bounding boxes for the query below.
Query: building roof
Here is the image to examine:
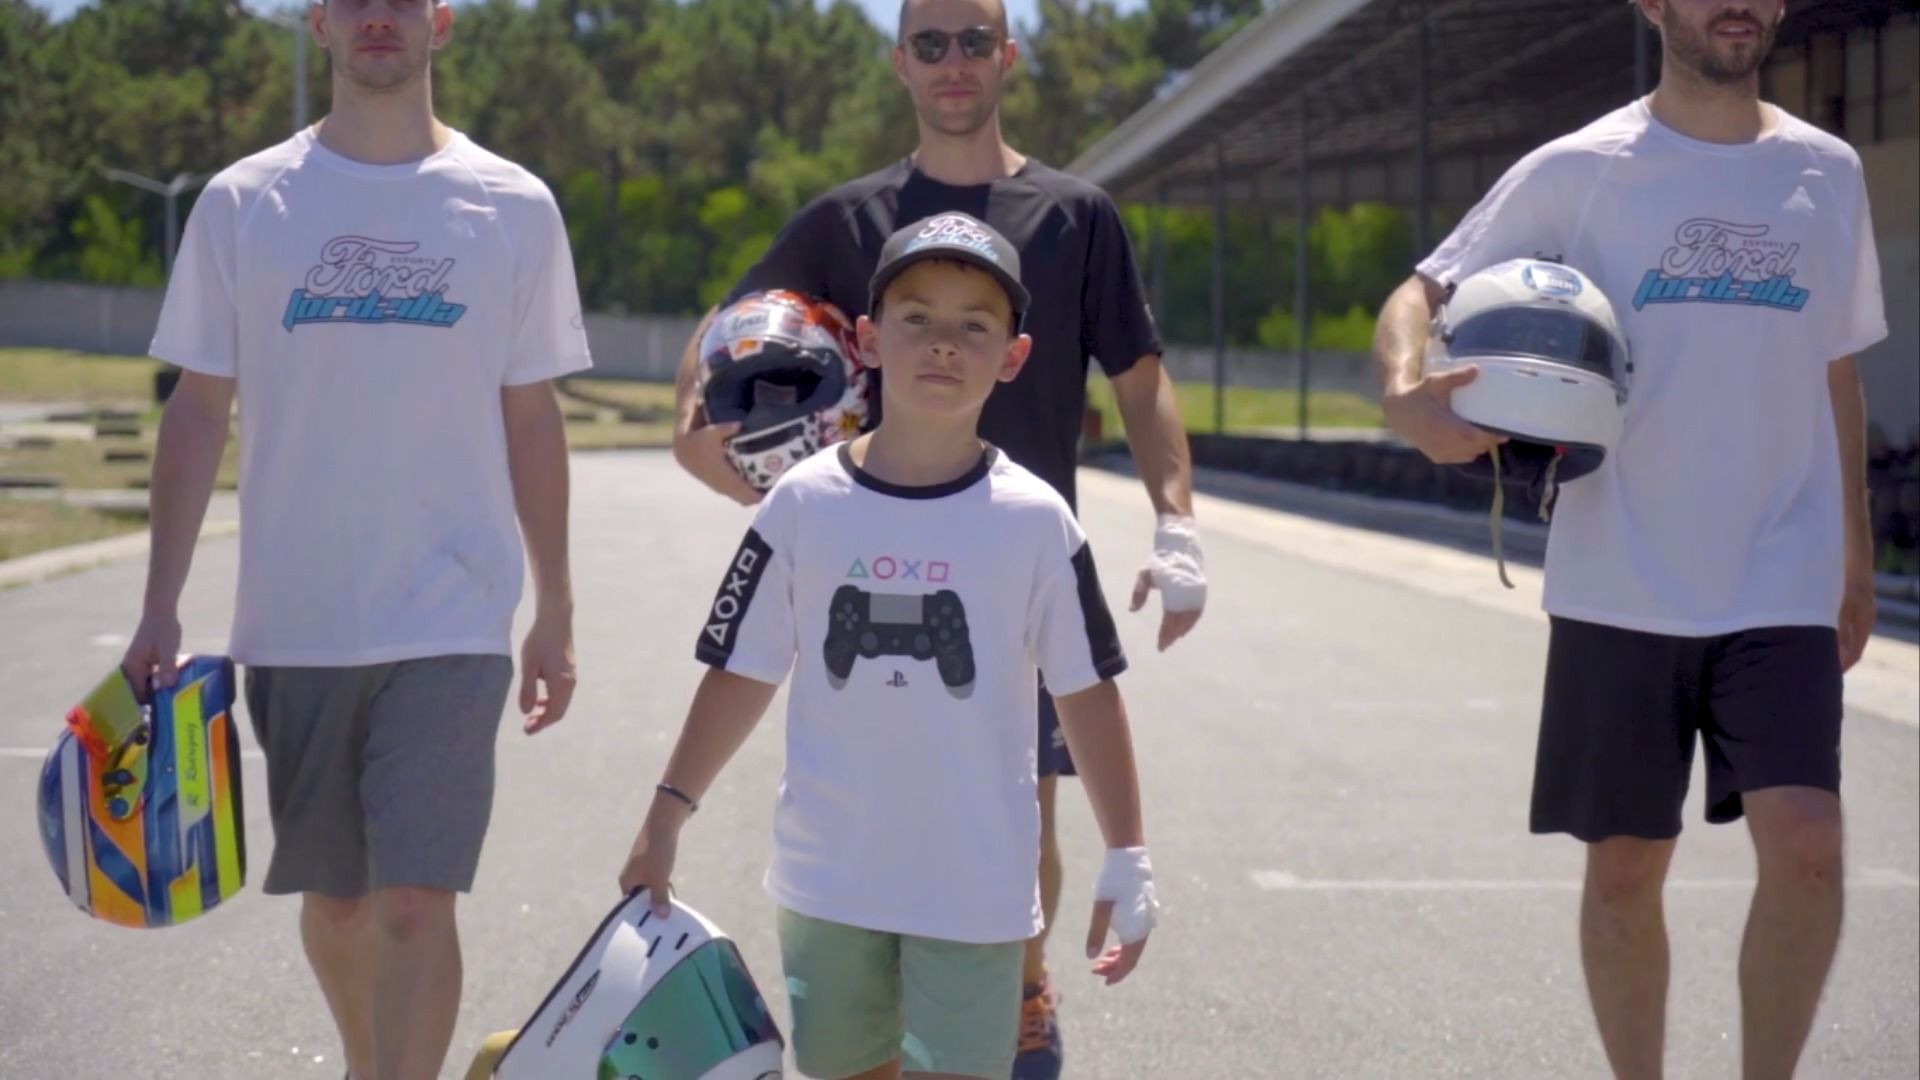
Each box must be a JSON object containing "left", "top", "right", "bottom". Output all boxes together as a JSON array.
[{"left": 1068, "top": 0, "right": 1897, "bottom": 210}]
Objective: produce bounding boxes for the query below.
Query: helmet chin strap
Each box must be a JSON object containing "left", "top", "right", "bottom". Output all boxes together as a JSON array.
[
  {"left": 1487, "top": 447, "right": 1563, "bottom": 590},
  {"left": 1491, "top": 450, "right": 1516, "bottom": 590}
]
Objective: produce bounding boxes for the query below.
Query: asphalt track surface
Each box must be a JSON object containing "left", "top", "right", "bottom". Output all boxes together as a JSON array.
[{"left": 1, "top": 450, "right": 1914, "bottom": 1079}]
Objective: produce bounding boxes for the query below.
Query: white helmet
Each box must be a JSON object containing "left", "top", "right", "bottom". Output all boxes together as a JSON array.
[
  {"left": 698, "top": 290, "right": 871, "bottom": 492},
  {"left": 487, "top": 890, "right": 783, "bottom": 1079},
  {"left": 1427, "top": 257, "right": 1631, "bottom": 487}
]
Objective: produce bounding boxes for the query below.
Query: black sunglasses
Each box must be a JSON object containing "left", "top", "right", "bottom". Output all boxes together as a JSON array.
[{"left": 904, "top": 26, "right": 1001, "bottom": 64}]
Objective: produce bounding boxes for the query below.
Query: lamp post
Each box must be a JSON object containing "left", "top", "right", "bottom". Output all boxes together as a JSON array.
[
  {"left": 99, "top": 169, "right": 209, "bottom": 275},
  {"left": 253, "top": 5, "right": 312, "bottom": 134}
]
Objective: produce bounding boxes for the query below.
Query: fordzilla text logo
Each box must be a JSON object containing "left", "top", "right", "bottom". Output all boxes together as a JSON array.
[
  {"left": 1632, "top": 218, "right": 1809, "bottom": 312},
  {"left": 282, "top": 236, "right": 468, "bottom": 331}
]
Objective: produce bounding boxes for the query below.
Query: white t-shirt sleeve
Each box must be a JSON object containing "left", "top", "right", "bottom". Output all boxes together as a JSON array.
[
  {"left": 1833, "top": 164, "right": 1888, "bottom": 360},
  {"left": 694, "top": 488, "right": 798, "bottom": 685},
  {"left": 1418, "top": 148, "right": 1572, "bottom": 287},
  {"left": 149, "top": 181, "right": 241, "bottom": 378},
  {"left": 1029, "top": 514, "right": 1128, "bottom": 698},
  {"left": 502, "top": 184, "right": 592, "bottom": 386}
]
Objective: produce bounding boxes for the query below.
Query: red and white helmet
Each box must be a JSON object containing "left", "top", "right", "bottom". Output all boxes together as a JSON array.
[{"left": 697, "top": 291, "right": 871, "bottom": 492}]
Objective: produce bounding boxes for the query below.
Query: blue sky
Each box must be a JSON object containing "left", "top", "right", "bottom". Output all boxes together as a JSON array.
[{"left": 28, "top": 0, "right": 1146, "bottom": 32}]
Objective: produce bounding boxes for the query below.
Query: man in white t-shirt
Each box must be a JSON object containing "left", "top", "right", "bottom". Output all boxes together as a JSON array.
[
  {"left": 1374, "top": 1, "right": 1884, "bottom": 1076},
  {"left": 619, "top": 214, "right": 1159, "bottom": 1080},
  {"left": 120, "top": 2, "right": 591, "bottom": 1077}
]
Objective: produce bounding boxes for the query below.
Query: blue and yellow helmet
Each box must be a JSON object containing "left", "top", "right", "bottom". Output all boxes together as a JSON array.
[{"left": 36, "top": 656, "right": 248, "bottom": 929}]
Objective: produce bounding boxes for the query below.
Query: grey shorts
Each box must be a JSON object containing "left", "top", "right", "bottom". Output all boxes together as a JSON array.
[{"left": 243, "top": 654, "right": 513, "bottom": 897}]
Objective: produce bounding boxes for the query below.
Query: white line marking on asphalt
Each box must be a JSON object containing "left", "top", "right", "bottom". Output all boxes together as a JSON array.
[
  {"left": 90, "top": 633, "right": 127, "bottom": 647},
  {"left": 0, "top": 746, "right": 265, "bottom": 761},
  {"left": 1251, "top": 869, "right": 1920, "bottom": 891}
]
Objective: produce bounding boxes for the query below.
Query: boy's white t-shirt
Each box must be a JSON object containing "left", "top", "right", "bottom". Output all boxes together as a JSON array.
[
  {"left": 698, "top": 444, "right": 1128, "bottom": 944},
  {"left": 1419, "top": 100, "right": 1886, "bottom": 636},
  {"left": 150, "top": 129, "right": 591, "bottom": 666}
]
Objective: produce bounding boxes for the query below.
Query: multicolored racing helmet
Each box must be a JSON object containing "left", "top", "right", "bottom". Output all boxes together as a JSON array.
[
  {"left": 37, "top": 656, "right": 247, "bottom": 928},
  {"left": 697, "top": 290, "right": 870, "bottom": 492}
]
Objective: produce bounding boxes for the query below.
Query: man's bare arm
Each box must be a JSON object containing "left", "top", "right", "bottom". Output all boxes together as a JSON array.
[{"left": 1374, "top": 273, "right": 1505, "bottom": 464}]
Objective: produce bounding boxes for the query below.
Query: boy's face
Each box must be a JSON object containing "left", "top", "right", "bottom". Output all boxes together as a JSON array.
[{"left": 858, "top": 260, "right": 1031, "bottom": 420}]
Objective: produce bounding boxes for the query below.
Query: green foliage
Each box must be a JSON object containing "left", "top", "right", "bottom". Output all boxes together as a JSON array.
[
  {"left": 6, "top": 0, "right": 1405, "bottom": 345},
  {"left": 1256, "top": 304, "right": 1376, "bottom": 353},
  {"left": 69, "top": 193, "right": 163, "bottom": 286}
]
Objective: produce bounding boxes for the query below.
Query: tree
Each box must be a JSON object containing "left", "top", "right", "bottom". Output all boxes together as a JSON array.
[{"left": 3, "top": 0, "right": 1408, "bottom": 338}]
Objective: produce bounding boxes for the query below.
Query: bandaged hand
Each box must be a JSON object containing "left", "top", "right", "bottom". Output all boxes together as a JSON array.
[
  {"left": 1086, "top": 846, "right": 1159, "bottom": 985},
  {"left": 1130, "top": 514, "right": 1206, "bottom": 651}
]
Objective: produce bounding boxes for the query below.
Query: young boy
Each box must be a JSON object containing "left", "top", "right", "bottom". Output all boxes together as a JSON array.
[{"left": 618, "top": 212, "right": 1160, "bottom": 1080}]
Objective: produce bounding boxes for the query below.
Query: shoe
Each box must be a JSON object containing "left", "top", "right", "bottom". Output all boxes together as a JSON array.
[{"left": 1012, "top": 978, "right": 1063, "bottom": 1080}]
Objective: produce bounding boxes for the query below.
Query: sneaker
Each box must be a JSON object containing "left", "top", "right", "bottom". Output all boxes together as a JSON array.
[{"left": 1012, "top": 978, "right": 1063, "bottom": 1080}]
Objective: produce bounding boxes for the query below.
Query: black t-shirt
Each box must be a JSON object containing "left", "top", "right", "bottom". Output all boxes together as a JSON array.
[{"left": 725, "top": 158, "right": 1161, "bottom": 510}]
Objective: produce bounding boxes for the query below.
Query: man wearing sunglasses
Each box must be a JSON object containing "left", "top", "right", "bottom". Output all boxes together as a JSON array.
[{"left": 668, "top": 1, "right": 1204, "bottom": 1075}]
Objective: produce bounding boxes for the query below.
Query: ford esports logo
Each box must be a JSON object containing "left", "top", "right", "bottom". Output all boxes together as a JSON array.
[{"left": 907, "top": 215, "right": 1000, "bottom": 264}]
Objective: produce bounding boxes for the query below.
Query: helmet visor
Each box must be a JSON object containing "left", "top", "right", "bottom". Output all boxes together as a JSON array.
[
  {"left": 598, "top": 939, "right": 781, "bottom": 1079},
  {"left": 1450, "top": 305, "right": 1626, "bottom": 387}
]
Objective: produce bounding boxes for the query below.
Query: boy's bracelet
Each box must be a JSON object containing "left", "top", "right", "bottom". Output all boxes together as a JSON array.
[{"left": 655, "top": 782, "right": 699, "bottom": 815}]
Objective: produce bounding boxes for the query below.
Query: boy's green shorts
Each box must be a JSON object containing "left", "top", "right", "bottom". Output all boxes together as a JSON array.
[{"left": 776, "top": 907, "right": 1024, "bottom": 1079}]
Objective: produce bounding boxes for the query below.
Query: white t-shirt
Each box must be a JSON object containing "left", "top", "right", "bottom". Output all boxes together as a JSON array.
[
  {"left": 151, "top": 129, "right": 592, "bottom": 665},
  {"left": 1419, "top": 100, "right": 1886, "bottom": 636},
  {"left": 697, "top": 443, "right": 1128, "bottom": 944}
]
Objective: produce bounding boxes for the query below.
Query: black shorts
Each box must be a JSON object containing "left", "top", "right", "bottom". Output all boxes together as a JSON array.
[
  {"left": 1530, "top": 616, "right": 1843, "bottom": 842},
  {"left": 1037, "top": 679, "right": 1075, "bottom": 778}
]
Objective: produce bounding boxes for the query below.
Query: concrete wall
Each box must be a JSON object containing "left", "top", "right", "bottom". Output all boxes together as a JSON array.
[
  {"left": 1158, "top": 344, "right": 1378, "bottom": 400},
  {"left": 580, "top": 312, "right": 704, "bottom": 381},
  {"left": 0, "top": 280, "right": 167, "bottom": 358}
]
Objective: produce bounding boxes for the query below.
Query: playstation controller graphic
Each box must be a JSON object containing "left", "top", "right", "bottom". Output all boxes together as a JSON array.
[{"left": 824, "top": 585, "right": 974, "bottom": 695}]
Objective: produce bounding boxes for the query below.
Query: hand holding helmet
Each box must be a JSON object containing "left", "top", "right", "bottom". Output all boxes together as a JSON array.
[
  {"left": 1425, "top": 257, "right": 1631, "bottom": 486},
  {"left": 39, "top": 656, "right": 247, "bottom": 929},
  {"left": 694, "top": 291, "right": 871, "bottom": 493},
  {"left": 1423, "top": 258, "right": 1632, "bottom": 586},
  {"left": 1382, "top": 363, "right": 1511, "bottom": 465}
]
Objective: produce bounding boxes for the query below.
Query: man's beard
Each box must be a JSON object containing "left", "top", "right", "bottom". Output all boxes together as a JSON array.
[
  {"left": 919, "top": 91, "right": 997, "bottom": 137},
  {"left": 339, "top": 46, "right": 430, "bottom": 93},
  {"left": 1663, "top": 8, "right": 1777, "bottom": 85}
]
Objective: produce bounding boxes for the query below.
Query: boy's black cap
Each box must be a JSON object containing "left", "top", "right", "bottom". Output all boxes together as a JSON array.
[{"left": 869, "top": 212, "right": 1031, "bottom": 330}]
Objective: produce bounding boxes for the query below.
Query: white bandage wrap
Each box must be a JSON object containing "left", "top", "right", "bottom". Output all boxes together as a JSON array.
[
  {"left": 1093, "top": 846, "right": 1160, "bottom": 945},
  {"left": 1144, "top": 514, "right": 1207, "bottom": 613}
]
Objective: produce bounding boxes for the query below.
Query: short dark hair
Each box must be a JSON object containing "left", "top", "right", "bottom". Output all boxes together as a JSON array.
[{"left": 897, "top": 0, "right": 1009, "bottom": 43}]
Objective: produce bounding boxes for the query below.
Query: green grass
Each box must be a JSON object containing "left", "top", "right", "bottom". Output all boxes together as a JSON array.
[
  {"left": 0, "top": 500, "right": 148, "bottom": 561},
  {"left": 0, "top": 354, "right": 679, "bottom": 562},
  {"left": 562, "top": 417, "right": 675, "bottom": 449},
  {"left": 1084, "top": 377, "right": 1383, "bottom": 440},
  {"left": 0, "top": 436, "right": 240, "bottom": 491},
  {"left": 557, "top": 377, "right": 675, "bottom": 418},
  {"left": 0, "top": 348, "right": 164, "bottom": 405}
]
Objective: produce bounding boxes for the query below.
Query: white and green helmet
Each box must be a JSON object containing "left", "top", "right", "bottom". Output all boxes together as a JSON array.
[{"left": 490, "top": 890, "right": 783, "bottom": 1080}]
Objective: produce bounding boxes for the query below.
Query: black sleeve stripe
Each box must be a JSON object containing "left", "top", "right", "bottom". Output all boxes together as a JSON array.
[
  {"left": 1071, "top": 541, "right": 1128, "bottom": 680},
  {"left": 695, "top": 528, "right": 775, "bottom": 668}
]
